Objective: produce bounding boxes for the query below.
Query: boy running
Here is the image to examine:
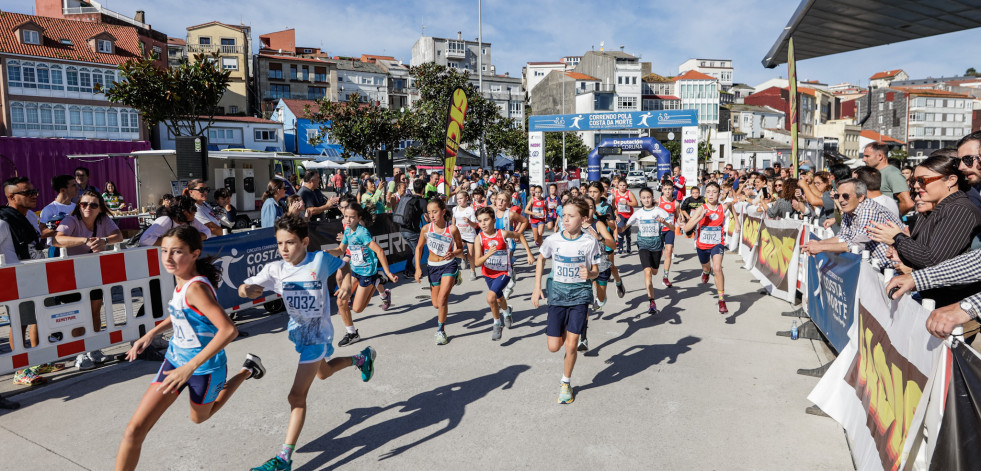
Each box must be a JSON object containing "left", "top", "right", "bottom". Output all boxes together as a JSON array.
[
  {"left": 474, "top": 206, "right": 534, "bottom": 340},
  {"left": 612, "top": 179, "right": 638, "bottom": 254},
  {"left": 682, "top": 182, "right": 734, "bottom": 314}
]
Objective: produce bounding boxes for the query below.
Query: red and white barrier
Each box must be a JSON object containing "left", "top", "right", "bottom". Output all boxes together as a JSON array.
[{"left": 0, "top": 246, "right": 175, "bottom": 375}]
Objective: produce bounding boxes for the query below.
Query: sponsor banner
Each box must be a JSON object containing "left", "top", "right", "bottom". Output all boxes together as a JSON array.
[
  {"left": 739, "top": 208, "right": 763, "bottom": 269},
  {"left": 805, "top": 233, "right": 860, "bottom": 353},
  {"left": 727, "top": 202, "right": 748, "bottom": 252},
  {"left": 48, "top": 309, "right": 85, "bottom": 330},
  {"left": 529, "top": 131, "right": 544, "bottom": 189},
  {"left": 927, "top": 341, "right": 981, "bottom": 470},
  {"left": 750, "top": 217, "right": 804, "bottom": 303},
  {"left": 444, "top": 87, "right": 468, "bottom": 197},
  {"left": 809, "top": 264, "right": 943, "bottom": 471},
  {"left": 528, "top": 109, "right": 697, "bottom": 132},
  {"left": 308, "top": 215, "right": 414, "bottom": 274},
  {"left": 681, "top": 126, "right": 698, "bottom": 194}
]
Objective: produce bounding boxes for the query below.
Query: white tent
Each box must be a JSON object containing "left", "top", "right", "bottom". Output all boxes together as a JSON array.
[
  {"left": 304, "top": 160, "right": 347, "bottom": 170},
  {"left": 344, "top": 161, "right": 374, "bottom": 169}
]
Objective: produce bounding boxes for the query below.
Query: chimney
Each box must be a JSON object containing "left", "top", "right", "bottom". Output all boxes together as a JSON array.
[
  {"left": 620, "top": 45, "right": 624, "bottom": 52},
  {"left": 135, "top": 10, "right": 145, "bottom": 23},
  {"left": 457, "top": 31, "right": 462, "bottom": 40}
]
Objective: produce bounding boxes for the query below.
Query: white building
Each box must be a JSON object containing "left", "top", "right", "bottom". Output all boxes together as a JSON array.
[
  {"left": 523, "top": 61, "right": 566, "bottom": 94},
  {"left": 155, "top": 116, "right": 285, "bottom": 151},
  {"left": 678, "top": 58, "right": 733, "bottom": 91},
  {"left": 730, "top": 104, "right": 784, "bottom": 140},
  {"left": 869, "top": 69, "right": 908, "bottom": 90},
  {"left": 334, "top": 60, "right": 389, "bottom": 107}
]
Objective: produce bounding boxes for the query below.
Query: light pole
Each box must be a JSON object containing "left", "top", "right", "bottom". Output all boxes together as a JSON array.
[
  {"left": 478, "top": 0, "right": 487, "bottom": 170},
  {"left": 562, "top": 72, "right": 566, "bottom": 172}
]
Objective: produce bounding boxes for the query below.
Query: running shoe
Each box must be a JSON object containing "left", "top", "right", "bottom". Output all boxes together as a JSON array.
[
  {"left": 701, "top": 272, "right": 710, "bottom": 284},
  {"left": 577, "top": 328, "right": 590, "bottom": 352},
  {"left": 435, "top": 329, "right": 449, "bottom": 345},
  {"left": 558, "top": 382, "right": 574, "bottom": 404},
  {"left": 719, "top": 299, "right": 729, "bottom": 314},
  {"left": 338, "top": 330, "right": 360, "bottom": 347},
  {"left": 88, "top": 350, "right": 107, "bottom": 364},
  {"left": 12, "top": 367, "right": 44, "bottom": 386},
  {"left": 503, "top": 306, "right": 514, "bottom": 328},
  {"left": 469, "top": 271, "right": 478, "bottom": 281},
  {"left": 243, "top": 353, "right": 266, "bottom": 380},
  {"left": 74, "top": 354, "right": 94, "bottom": 371},
  {"left": 455, "top": 271, "right": 463, "bottom": 286},
  {"left": 593, "top": 297, "right": 606, "bottom": 312},
  {"left": 662, "top": 277, "right": 673, "bottom": 288},
  {"left": 357, "top": 346, "right": 376, "bottom": 382},
  {"left": 251, "top": 456, "right": 291, "bottom": 471},
  {"left": 491, "top": 322, "right": 503, "bottom": 341},
  {"left": 616, "top": 282, "right": 626, "bottom": 298},
  {"left": 380, "top": 289, "right": 392, "bottom": 311},
  {"left": 502, "top": 282, "right": 514, "bottom": 300},
  {"left": 35, "top": 363, "right": 66, "bottom": 374},
  {"left": 648, "top": 299, "right": 658, "bottom": 315}
]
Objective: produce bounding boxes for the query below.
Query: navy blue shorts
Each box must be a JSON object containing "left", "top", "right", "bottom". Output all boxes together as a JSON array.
[
  {"left": 594, "top": 268, "right": 612, "bottom": 286},
  {"left": 546, "top": 304, "right": 588, "bottom": 337},
  {"left": 660, "top": 230, "right": 675, "bottom": 245},
  {"left": 429, "top": 259, "right": 460, "bottom": 286},
  {"left": 153, "top": 359, "right": 226, "bottom": 405},
  {"left": 352, "top": 272, "right": 380, "bottom": 288},
  {"left": 485, "top": 275, "right": 511, "bottom": 298},
  {"left": 696, "top": 245, "right": 725, "bottom": 264}
]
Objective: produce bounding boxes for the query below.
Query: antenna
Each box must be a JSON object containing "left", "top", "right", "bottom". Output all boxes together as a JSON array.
[{"left": 421, "top": 16, "right": 426, "bottom": 36}]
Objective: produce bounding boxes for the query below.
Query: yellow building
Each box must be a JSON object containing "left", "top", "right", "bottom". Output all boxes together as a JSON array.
[{"left": 185, "top": 21, "right": 252, "bottom": 115}]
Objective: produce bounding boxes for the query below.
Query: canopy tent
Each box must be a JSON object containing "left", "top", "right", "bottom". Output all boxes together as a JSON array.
[
  {"left": 304, "top": 160, "right": 347, "bottom": 170},
  {"left": 762, "top": 0, "right": 981, "bottom": 68},
  {"left": 208, "top": 150, "right": 311, "bottom": 161}
]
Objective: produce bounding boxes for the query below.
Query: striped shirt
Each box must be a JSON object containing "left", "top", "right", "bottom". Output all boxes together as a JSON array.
[
  {"left": 912, "top": 248, "right": 981, "bottom": 313},
  {"left": 895, "top": 191, "right": 981, "bottom": 270},
  {"left": 838, "top": 198, "right": 904, "bottom": 267}
]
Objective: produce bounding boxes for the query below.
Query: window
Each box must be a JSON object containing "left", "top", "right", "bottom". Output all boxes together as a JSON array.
[
  {"left": 69, "top": 106, "right": 81, "bottom": 131},
  {"left": 490, "top": 85, "right": 502, "bottom": 92},
  {"left": 91, "top": 70, "right": 103, "bottom": 90},
  {"left": 221, "top": 38, "right": 235, "bottom": 45},
  {"left": 229, "top": 105, "right": 238, "bottom": 114},
  {"left": 617, "top": 96, "right": 637, "bottom": 110},
  {"left": 618, "top": 76, "right": 623, "bottom": 85},
  {"left": 21, "top": 62, "right": 36, "bottom": 89},
  {"left": 198, "top": 37, "right": 211, "bottom": 45},
  {"left": 97, "top": 40, "right": 113, "bottom": 53},
  {"left": 209, "top": 128, "right": 236, "bottom": 141},
  {"left": 509, "top": 102, "right": 522, "bottom": 115},
  {"left": 314, "top": 67, "right": 326, "bottom": 82},
  {"left": 303, "top": 48, "right": 312, "bottom": 54},
  {"left": 10, "top": 103, "right": 25, "bottom": 129},
  {"left": 482, "top": 47, "right": 488, "bottom": 55},
  {"left": 268, "top": 63, "right": 283, "bottom": 79},
  {"left": 35, "top": 64, "right": 50, "bottom": 89},
  {"left": 60, "top": 38, "right": 72, "bottom": 45},
  {"left": 66, "top": 66, "right": 79, "bottom": 91},
  {"left": 82, "top": 106, "right": 94, "bottom": 131},
  {"left": 632, "top": 77, "right": 637, "bottom": 85},
  {"left": 254, "top": 129, "right": 277, "bottom": 141},
  {"left": 79, "top": 68, "right": 92, "bottom": 90},
  {"left": 221, "top": 57, "right": 238, "bottom": 70},
  {"left": 22, "top": 29, "right": 40, "bottom": 45},
  {"left": 306, "top": 128, "right": 319, "bottom": 142},
  {"left": 269, "top": 84, "right": 290, "bottom": 99},
  {"left": 7, "top": 60, "right": 21, "bottom": 87},
  {"left": 105, "top": 108, "right": 117, "bottom": 131},
  {"left": 94, "top": 107, "right": 107, "bottom": 132},
  {"left": 53, "top": 105, "right": 67, "bottom": 130},
  {"left": 307, "top": 86, "right": 327, "bottom": 99},
  {"left": 447, "top": 40, "right": 465, "bottom": 55},
  {"left": 25, "top": 103, "right": 39, "bottom": 130},
  {"left": 290, "top": 65, "right": 298, "bottom": 80}
]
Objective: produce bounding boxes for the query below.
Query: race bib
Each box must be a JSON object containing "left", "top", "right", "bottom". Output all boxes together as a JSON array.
[
  {"left": 553, "top": 254, "right": 585, "bottom": 283},
  {"left": 169, "top": 310, "right": 201, "bottom": 349},
  {"left": 618, "top": 201, "right": 631, "bottom": 213},
  {"left": 427, "top": 232, "right": 452, "bottom": 257},
  {"left": 698, "top": 226, "right": 723, "bottom": 246},
  {"left": 348, "top": 245, "right": 367, "bottom": 266},
  {"left": 284, "top": 281, "right": 322, "bottom": 320},
  {"left": 485, "top": 250, "right": 509, "bottom": 272},
  {"left": 547, "top": 200, "right": 557, "bottom": 209},
  {"left": 639, "top": 219, "right": 661, "bottom": 237}
]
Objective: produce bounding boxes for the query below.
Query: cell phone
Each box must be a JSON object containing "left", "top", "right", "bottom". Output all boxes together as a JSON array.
[{"left": 762, "top": 187, "right": 770, "bottom": 199}]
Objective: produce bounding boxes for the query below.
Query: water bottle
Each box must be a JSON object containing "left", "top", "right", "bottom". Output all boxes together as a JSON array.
[{"left": 791, "top": 320, "right": 799, "bottom": 340}]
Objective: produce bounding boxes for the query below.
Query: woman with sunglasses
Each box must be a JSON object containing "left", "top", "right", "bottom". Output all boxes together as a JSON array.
[
  {"left": 869, "top": 154, "right": 981, "bottom": 298},
  {"left": 140, "top": 196, "right": 210, "bottom": 246}
]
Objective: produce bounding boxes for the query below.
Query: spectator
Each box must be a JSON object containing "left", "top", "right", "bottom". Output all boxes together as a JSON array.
[
  {"left": 40, "top": 174, "right": 78, "bottom": 249},
  {"left": 140, "top": 196, "right": 209, "bottom": 246},
  {"left": 260, "top": 179, "right": 287, "bottom": 228},
  {"left": 678, "top": 186, "right": 706, "bottom": 226},
  {"left": 285, "top": 194, "right": 307, "bottom": 220},
  {"left": 330, "top": 170, "right": 345, "bottom": 195},
  {"left": 801, "top": 178, "right": 904, "bottom": 267},
  {"left": 387, "top": 168, "right": 404, "bottom": 193},
  {"left": 212, "top": 188, "right": 237, "bottom": 231},
  {"left": 761, "top": 178, "right": 801, "bottom": 219},
  {"left": 887, "top": 248, "right": 981, "bottom": 338},
  {"left": 395, "top": 179, "right": 430, "bottom": 277},
  {"left": 102, "top": 180, "right": 126, "bottom": 212},
  {"left": 155, "top": 194, "right": 174, "bottom": 218},
  {"left": 184, "top": 179, "right": 222, "bottom": 237},
  {"left": 360, "top": 178, "right": 385, "bottom": 214},
  {"left": 54, "top": 191, "right": 123, "bottom": 256},
  {"left": 957, "top": 131, "right": 981, "bottom": 211},
  {"left": 297, "top": 169, "right": 337, "bottom": 222},
  {"left": 802, "top": 171, "right": 837, "bottom": 229},
  {"left": 863, "top": 141, "right": 914, "bottom": 213},
  {"left": 854, "top": 167, "right": 900, "bottom": 220},
  {"left": 72, "top": 167, "right": 99, "bottom": 204},
  {"left": 425, "top": 173, "right": 439, "bottom": 199},
  {"left": 324, "top": 193, "right": 355, "bottom": 221}
]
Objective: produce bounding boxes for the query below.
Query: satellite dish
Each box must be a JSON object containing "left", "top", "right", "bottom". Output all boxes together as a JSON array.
[{"left": 668, "top": 132, "right": 675, "bottom": 140}]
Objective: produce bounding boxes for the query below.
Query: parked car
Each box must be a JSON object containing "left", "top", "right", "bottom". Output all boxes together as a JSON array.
[{"left": 626, "top": 171, "right": 647, "bottom": 188}]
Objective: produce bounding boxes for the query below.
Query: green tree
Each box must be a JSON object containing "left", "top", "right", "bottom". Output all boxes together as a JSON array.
[
  {"left": 307, "top": 93, "right": 408, "bottom": 161},
  {"left": 485, "top": 119, "right": 528, "bottom": 169},
  {"left": 544, "top": 132, "right": 589, "bottom": 169},
  {"left": 966, "top": 67, "right": 979, "bottom": 77},
  {"left": 663, "top": 140, "right": 681, "bottom": 167},
  {"left": 889, "top": 148, "right": 909, "bottom": 161},
  {"left": 98, "top": 52, "right": 230, "bottom": 137}
]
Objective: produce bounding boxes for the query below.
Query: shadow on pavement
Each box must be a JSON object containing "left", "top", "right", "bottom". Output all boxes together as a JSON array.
[
  {"left": 296, "top": 364, "right": 531, "bottom": 470},
  {"left": 724, "top": 291, "right": 767, "bottom": 324},
  {"left": 578, "top": 335, "right": 701, "bottom": 396}
]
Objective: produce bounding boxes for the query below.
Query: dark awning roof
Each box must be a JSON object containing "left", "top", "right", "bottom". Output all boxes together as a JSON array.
[{"left": 762, "top": 0, "right": 981, "bottom": 68}]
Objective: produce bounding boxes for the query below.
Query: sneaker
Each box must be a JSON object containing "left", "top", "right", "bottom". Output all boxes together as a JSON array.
[
  {"left": 357, "top": 346, "right": 376, "bottom": 382},
  {"left": 719, "top": 299, "right": 729, "bottom": 314},
  {"left": 13, "top": 367, "right": 45, "bottom": 385},
  {"left": 648, "top": 300, "right": 658, "bottom": 315},
  {"left": 469, "top": 271, "right": 477, "bottom": 281},
  {"left": 435, "top": 329, "right": 449, "bottom": 345},
  {"left": 48, "top": 332, "right": 63, "bottom": 343},
  {"left": 380, "top": 289, "right": 392, "bottom": 311},
  {"left": 74, "top": 354, "right": 94, "bottom": 371},
  {"left": 503, "top": 306, "right": 514, "bottom": 328},
  {"left": 577, "top": 336, "right": 589, "bottom": 352},
  {"left": 0, "top": 395, "right": 20, "bottom": 410},
  {"left": 701, "top": 272, "right": 710, "bottom": 284},
  {"left": 662, "top": 277, "right": 673, "bottom": 288},
  {"left": 593, "top": 297, "right": 606, "bottom": 312},
  {"left": 35, "top": 363, "right": 66, "bottom": 374},
  {"left": 251, "top": 455, "right": 291, "bottom": 471},
  {"left": 87, "top": 350, "right": 107, "bottom": 364},
  {"left": 455, "top": 271, "right": 463, "bottom": 286},
  {"left": 491, "top": 322, "right": 503, "bottom": 341},
  {"left": 502, "top": 284, "right": 513, "bottom": 300},
  {"left": 338, "top": 330, "right": 360, "bottom": 347},
  {"left": 243, "top": 353, "right": 266, "bottom": 380},
  {"left": 616, "top": 282, "right": 625, "bottom": 298},
  {"left": 558, "top": 382, "right": 574, "bottom": 404}
]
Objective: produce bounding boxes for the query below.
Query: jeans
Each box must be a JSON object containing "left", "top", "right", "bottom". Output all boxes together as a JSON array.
[{"left": 401, "top": 230, "right": 422, "bottom": 274}]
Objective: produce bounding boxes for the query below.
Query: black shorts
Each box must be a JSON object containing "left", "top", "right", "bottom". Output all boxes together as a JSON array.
[
  {"left": 638, "top": 249, "right": 662, "bottom": 270},
  {"left": 546, "top": 304, "right": 588, "bottom": 337}
]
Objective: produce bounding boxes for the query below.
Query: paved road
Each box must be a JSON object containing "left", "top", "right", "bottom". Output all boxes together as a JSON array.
[{"left": 0, "top": 208, "right": 853, "bottom": 470}]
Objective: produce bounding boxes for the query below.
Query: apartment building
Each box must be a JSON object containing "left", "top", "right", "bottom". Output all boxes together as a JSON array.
[
  {"left": 641, "top": 73, "right": 680, "bottom": 111},
  {"left": 362, "top": 55, "right": 414, "bottom": 110},
  {"left": 167, "top": 37, "right": 186, "bottom": 67},
  {"left": 864, "top": 87, "right": 973, "bottom": 156},
  {"left": 869, "top": 69, "right": 908, "bottom": 90},
  {"left": 815, "top": 119, "right": 861, "bottom": 159},
  {"left": 185, "top": 21, "right": 253, "bottom": 115},
  {"left": 678, "top": 58, "right": 733, "bottom": 91},
  {"left": 523, "top": 61, "right": 566, "bottom": 94},
  {"left": 729, "top": 104, "right": 784, "bottom": 140}
]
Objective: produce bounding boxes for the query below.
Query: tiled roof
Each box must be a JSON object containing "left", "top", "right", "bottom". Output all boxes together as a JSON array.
[
  {"left": 168, "top": 37, "right": 186, "bottom": 46},
  {"left": 198, "top": 115, "right": 280, "bottom": 124},
  {"left": 333, "top": 60, "right": 386, "bottom": 74},
  {"left": 259, "top": 54, "right": 333, "bottom": 65},
  {"left": 891, "top": 86, "right": 972, "bottom": 98},
  {"left": 0, "top": 10, "right": 142, "bottom": 65},
  {"left": 860, "top": 130, "right": 905, "bottom": 144},
  {"left": 187, "top": 21, "right": 248, "bottom": 31},
  {"left": 279, "top": 99, "right": 322, "bottom": 117},
  {"left": 672, "top": 70, "right": 716, "bottom": 81},
  {"left": 565, "top": 71, "right": 599, "bottom": 81},
  {"left": 870, "top": 69, "right": 904, "bottom": 80}
]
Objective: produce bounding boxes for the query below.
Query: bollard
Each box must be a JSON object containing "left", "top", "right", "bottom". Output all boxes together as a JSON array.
[
  {"left": 0, "top": 254, "right": 5, "bottom": 266},
  {"left": 860, "top": 248, "right": 869, "bottom": 258},
  {"left": 953, "top": 325, "right": 965, "bottom": 342},
  {"left": 60, "top": 247, "right": 68, "bottom": 258},
  {"left": 870, "top": 259, "right": 882, "bottom": 271}
]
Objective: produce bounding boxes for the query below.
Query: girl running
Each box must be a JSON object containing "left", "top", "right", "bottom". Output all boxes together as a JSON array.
[
  {"left": 531, "top": 197, "right": 602, "bottom": 405},
  {"left": 452, "top": 190, "right": 480, "bottom": 281},
  {"left": 240, "top": 215, "right": 375, "bottom": 471},
  {"left": 331, "top": 202, "right": 399, "bottom": 346},
  {"left": 612, "top": 179, "right": 638, "bottom": 254},
  {"left": 415, "top": 198, "right": 465, "bottom": 345},
  {"left": 493, "top": 191, "right": 530, "bottom": 299},
  {"left": 588, "top": 182, "right": 626, "bottom": 298},
  {"left": 525, "top": 185, "right": 548, "bottom": 246},
  {"left": 472, "top": 186, "right": 488, "bottom": 209},
  {"left": 116, "top": 225, "right": 264, "bottom": 471},
  {"left": 682, "top": 182, "right": 735, "bottom": 314},
  {"left": 583, "top": 197, "right": 616, "bottom": 312},
  {"left": 545, "top": 184, "right": 560, "bottom": 233},
  {"left": 621, "top": 187, "right": 674, "bottom": 314},
  {"left": 474, "top": 206, "right": 534, "bottom": 341},
  {"left": 657, "top": 183, "right": 679, "bottom": 287}
]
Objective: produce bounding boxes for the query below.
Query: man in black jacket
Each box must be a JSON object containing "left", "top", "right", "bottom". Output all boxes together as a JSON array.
[{"left": 398, "top": 179, "right": 430, "bottom": 276}]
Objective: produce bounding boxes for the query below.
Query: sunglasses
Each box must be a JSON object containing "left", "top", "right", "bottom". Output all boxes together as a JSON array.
[
  {"left": 12, "top": 189, "right": 39, "bottom": 197},
  {"left": 78, "top": 201, "right": 100, "bottom": 209},
  {"left": 191, "top": 187, "right": 210, "bottom": 193},
  {"left": 836, "top": 193, "right": 852, "bottom": 201},
  {"left": 912, "top": 175, "right": 946, "bottom": 187},
  {"left": 960, "top": 155, "right": 980, "bottom": 168}
]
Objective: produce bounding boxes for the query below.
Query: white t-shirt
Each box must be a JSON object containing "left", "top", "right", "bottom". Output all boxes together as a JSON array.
[
  {"left": 39, "top": 201, "right": 75, "bottom": 244},
  {"left": 195, "top": 202, "right": 221, "bottom": 233},
  {"left": 872, "top": 195, "right": 900, "bottom": 220},
  {"left": 139, "top": 216, "right": 210, "bottom": 246},
  {"left": 539, "top": 231, "right": 602, "bottom": 306},
  {"left": 626, "top": 207, "right": 672, "bottom": 237},
  {"left": 452, "top": 205, "right": 477, "bottom": 242}
]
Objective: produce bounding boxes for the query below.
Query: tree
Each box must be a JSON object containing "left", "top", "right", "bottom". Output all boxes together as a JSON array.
[
  {"left": 663, "top": 140, "right": 681, "bottom": 168},
  {"left": 544, "top": 132, "right": 589, "bottom": 169},
  {"left": 889, "top": 148, "right": 909, "bottom": 161},
  {"left": 966, "top": 67, "right": 979, "bottom": 77},
  {"left": 485, "top": 119, "right": 527, "bottom": 169},
  {"left": 98, "top": 53, "right": 230, "bottom": 137},
  {"left": 306, "top": 93, "right": 407, "bottom": 161}
]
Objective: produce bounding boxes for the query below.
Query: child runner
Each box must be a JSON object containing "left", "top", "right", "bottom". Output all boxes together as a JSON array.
[
  {"left": 576, "top": 197, "right": 617, "bottom": 352},
  {"left": 240, "top": 215, "right": 376, "bottom": 471},
  {"left": 682, "top": 182, "right": 734, "bottom": 314},
  {"left": 332, "top": 202, "right": 399, "bottom": 346},
  {"left": 545, "top": 184, "right": 560, "bottom": 234},
  {"left": 115, "top": 226, "right": 264, "bottom": 471},
  {"left": 474, "top": 206, "right": 534, "bottom": 341},
  {"left": 612, "top": 179, "right": 638, "bottom": 254},
  {"left": 621, "top": 187, "right": 674, "bottom": 314},
  {"left": 452, "top": 189, "right": 479, "bottom": 281},
  {"left": 472, "top": 186, "right": 488, "bottom": 209},
  {"left": 415, "top": 198, "right": 465, "bottom": 345},
  {"left": 588, "top": 182, "right": 626, "bottom": 298},
  {"left": 531, "top": 197, "right": 601, "bottom": 404},
  {"left": 525, "top": 185, "right": 547, "bottom": 247},
  {"left": 657, "top": 183, "right": 679, "bottom": 287},
  {"left": 493, "top": 191, "right": 529, "bottom": 299}
]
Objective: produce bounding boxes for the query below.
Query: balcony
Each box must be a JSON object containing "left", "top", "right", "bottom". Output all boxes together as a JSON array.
[
  {"left": 576, "top": 84, "right": 616, "bottom": 95},
  {"left": 391, "top": 87, "right": 408, "bottom": 95},
  {"left": 446, "top": 42, "right": 467, "bottom": 59},
  {"left": 187, "top": 44, "right": 245, "bottom": 54},
  {"left": 262, "top": 91, "right": 292, "bottom": 101}
]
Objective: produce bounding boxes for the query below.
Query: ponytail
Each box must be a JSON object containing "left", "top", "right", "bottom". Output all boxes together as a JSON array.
[{"left": 161, "top": 225, "right": 222, "bottom": 286}]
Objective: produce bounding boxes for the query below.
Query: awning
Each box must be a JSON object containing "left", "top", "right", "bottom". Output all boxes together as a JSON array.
[
  {"left": 67, "top": 150, "right": 176, "bottom": 159},
  {"left": 762, "top": 0, "right": 981, "bottom": 68},
  {"left": 208, "top": 150, "right": 313, "bottom": 161}
]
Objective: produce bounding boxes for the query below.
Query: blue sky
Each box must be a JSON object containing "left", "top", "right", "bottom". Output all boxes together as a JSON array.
[{"left": 7, "top": 0, "right": 980, "bottom": 89}]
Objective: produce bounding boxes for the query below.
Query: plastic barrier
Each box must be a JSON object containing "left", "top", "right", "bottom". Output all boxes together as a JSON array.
[{"left": 0, "top": 246, "right": 173, "bottom": 375}]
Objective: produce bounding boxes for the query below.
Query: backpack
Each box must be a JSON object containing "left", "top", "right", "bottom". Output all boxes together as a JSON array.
[{"left": 393, "top": 194, "right": 421, "bottom": 228}]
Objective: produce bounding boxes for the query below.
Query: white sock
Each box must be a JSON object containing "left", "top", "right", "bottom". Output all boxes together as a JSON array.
[
  {"left": 346, "top": 326, "right": 357, "bottom": 334},
  {"left": 561, "top": 375, "right": 570, "bottom": 383}
]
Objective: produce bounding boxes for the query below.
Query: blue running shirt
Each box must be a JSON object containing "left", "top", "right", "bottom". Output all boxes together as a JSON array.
[{"left": 165, "top": 276, "right": 226, "bottom": 375}]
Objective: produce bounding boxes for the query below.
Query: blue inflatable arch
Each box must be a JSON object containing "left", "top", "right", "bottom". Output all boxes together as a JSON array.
[{"left": 587, "top": 137, "right": 672, "bottom": 182}]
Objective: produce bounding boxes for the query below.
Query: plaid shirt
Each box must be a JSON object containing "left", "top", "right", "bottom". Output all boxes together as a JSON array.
[
  {"left": 837, "top": 198, "right": 905, "bottom": 267},
  {"left": 912, "top": 249, "right": 981, "bottom": 319}
]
